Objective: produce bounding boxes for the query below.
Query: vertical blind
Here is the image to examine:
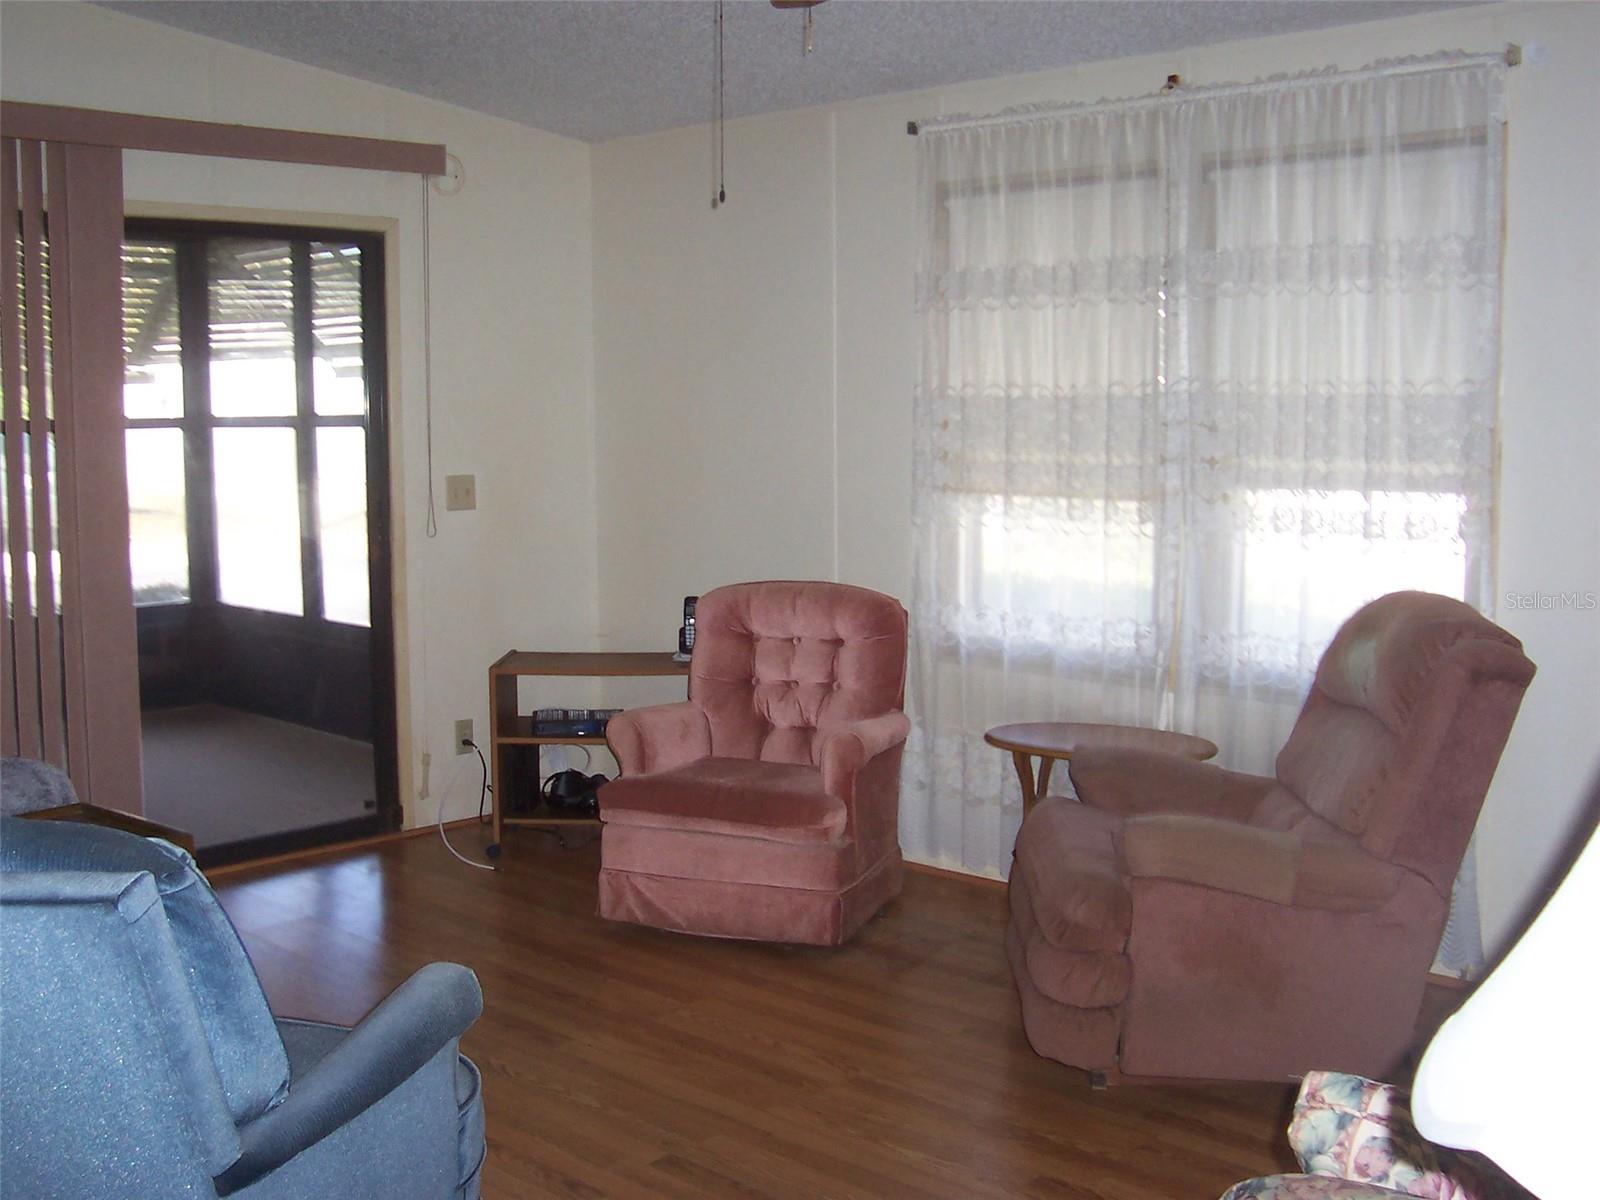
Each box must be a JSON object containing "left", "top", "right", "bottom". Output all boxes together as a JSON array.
[{"left": 1, "top": 135, "right": 142, "bottom": 810}]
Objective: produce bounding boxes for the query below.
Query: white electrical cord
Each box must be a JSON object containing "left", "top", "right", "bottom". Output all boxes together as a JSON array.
[{"left": 436, "top": 747, "right": 495, "bottom": 871}]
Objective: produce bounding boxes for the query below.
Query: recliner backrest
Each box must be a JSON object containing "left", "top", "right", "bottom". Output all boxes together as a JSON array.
[
  {"left": 1274, "top": 592, "right": 1535, "bottom": 892},
  {"left": 1, "top": 869, "right": 240, "bottom": 1194},
  {"left": 690, "top": 581, "right": 908, "bottom": 766},
  {"left": 0, "top": 818, "right": 291, "bottom": 1124}
]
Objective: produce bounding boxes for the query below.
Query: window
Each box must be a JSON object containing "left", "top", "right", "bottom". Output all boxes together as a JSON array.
[
  {"left": 123, "top": 228, "right": 382, "bottom": 627},
  {"left": 926, "top": 100, "right": 1496, "bottom": 692},
  {"left": 929, "top": 162, "right": 1168, "bottom": 665}
]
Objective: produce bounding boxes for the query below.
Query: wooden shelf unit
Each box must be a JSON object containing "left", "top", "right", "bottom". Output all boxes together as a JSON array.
[{"left": 487, "top": 650, "right": 689, "bottom": 853}]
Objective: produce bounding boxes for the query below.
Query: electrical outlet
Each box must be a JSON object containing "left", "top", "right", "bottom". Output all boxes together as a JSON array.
[
  {"left": 445, "top": 474, "right": 476, "bottom": 512},
  {"left": 454, "top": 718, "right": 474, "bottom": 755}
]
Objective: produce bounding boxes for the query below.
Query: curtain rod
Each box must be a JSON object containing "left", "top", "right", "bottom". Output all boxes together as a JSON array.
[{"left": 906, "top": 46, "right": 1519, "bottom": 136}]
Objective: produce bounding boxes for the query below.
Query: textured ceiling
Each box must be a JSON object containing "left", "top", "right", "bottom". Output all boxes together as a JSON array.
[{"left": 97, "top": 1, "right": 1470, "bottom": 142}]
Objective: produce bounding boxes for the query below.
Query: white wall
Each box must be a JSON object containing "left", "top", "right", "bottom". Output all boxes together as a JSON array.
[
  {"left": 0, "top": 1, "right": 601, "bottom": 824},
  {"left": 6, "top": 0, "right": 1594, "bottom": 955},
  {"left": 592, "top": 1, "right": 1600, "bottom": 957}
]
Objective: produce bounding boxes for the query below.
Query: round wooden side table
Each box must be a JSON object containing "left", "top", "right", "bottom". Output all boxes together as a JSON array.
[{"left": 983, "top": 722, "right": 1219, "bottom": 815}]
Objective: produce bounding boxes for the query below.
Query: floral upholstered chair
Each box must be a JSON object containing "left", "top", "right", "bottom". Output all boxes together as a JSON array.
[{"left": 1221, "top": 1072, "right": 1530, "bottom": 1200}]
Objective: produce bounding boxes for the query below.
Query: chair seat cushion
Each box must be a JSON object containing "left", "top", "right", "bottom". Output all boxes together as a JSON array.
[
  {"left": 1012, "top": 797, "right": 1131, "bottom": 952},
  {"left": 600, "top": 757, "right": 846, "bottom": 845}
]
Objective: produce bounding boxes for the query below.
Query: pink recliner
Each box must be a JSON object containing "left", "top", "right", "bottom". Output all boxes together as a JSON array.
[
  {"left": 599, "top": 581, "right": 910, "bottom": 945},
  {"left": 1008, "top": 592, "right": 1536, "bottom": 1083}
]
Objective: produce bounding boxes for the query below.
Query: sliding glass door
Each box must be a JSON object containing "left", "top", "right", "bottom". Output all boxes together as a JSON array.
[{"left": 123, "top": 221, "right": 396, "bottom": 863}]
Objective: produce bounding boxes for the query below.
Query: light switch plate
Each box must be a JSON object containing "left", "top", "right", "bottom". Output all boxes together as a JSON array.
[{"left": 445, "top": 474, "right": 476, "bottom": 511}]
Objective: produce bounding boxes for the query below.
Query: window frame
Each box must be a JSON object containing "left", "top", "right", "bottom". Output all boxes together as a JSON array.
[{"left": 123, "top": 219, "right": 389, "bottom": 629}]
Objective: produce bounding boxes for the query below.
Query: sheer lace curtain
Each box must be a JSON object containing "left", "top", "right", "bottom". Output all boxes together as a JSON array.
[{"left": 904, "top": 59, "right": 1505, "bottom": 973}]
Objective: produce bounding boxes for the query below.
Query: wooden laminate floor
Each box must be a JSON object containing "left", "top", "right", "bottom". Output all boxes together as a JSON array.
[{"left": 213, "top": 827, "right": 1302, "bottom": 1199}]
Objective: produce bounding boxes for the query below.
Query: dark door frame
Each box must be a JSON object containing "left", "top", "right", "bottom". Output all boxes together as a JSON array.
[{"left": 125, "top": 217, "right": 400, "bottom": 866}]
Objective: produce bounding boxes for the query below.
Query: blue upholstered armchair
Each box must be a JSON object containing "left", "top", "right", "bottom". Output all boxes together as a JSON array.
[{"left": 0, "top": 815, "right": 486, "bottom": 1199}]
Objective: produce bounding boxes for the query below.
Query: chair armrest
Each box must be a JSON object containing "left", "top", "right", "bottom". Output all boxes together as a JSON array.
[
  {"left": 15, "top": 802, "right": 198, "bottom": 855},
  {"left": 820, "top": 712, "right": 911, "bottom": 798},
  {"left": 605, "top": 702, "right": 711, "bottom": 775},
  {"left": 215, "top": 963, "right": 482, "bottom": 1195},
  {"left": 1286, "top": 1071, "right": 1518, "bottom": 1200},
  {"left": 1290, "top": 1073, "right": 1401, "bottom": 1178},
  {"left": 1068, "top": 748, "right": 1273, "bottom": 820},
  {"left": 1220, "top": 1177, "right": 1410, "bottom": 1199},
  {"left": 1123, "top": 816, "right": 1402, "bottom": 911}
]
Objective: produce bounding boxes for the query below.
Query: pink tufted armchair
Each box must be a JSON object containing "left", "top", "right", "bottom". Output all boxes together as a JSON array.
[
  {"left": 599, "top": 581, "right": 910, "bottom": 945},
  {"left": 1008, "top": 592, "right": 1536, "bottom": 1083}
]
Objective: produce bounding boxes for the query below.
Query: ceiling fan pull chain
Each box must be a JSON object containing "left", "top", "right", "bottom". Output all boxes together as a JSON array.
[
  {"left": 804, "top": 7, "right": 815, "bottom": 56},
  {"left": 716, "top": 0, "right": 729, "bottom": 209}
]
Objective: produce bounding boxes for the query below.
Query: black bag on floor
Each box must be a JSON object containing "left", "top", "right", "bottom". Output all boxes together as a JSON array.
[{"left": 541, "top": 770, "right": 608, "bottom": 818}]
